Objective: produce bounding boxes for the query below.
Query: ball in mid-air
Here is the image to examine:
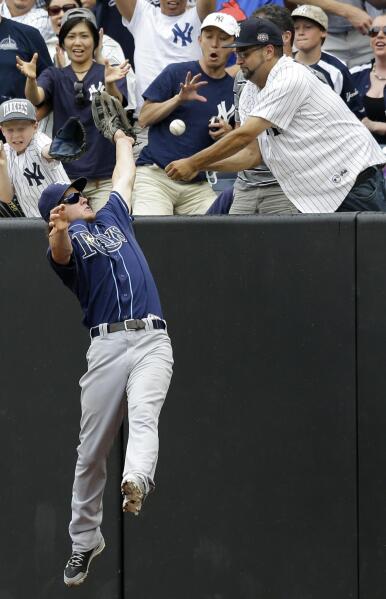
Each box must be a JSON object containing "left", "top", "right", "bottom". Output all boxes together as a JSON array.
[{"left": 169, "top": 119, "right": 186, "bottom": 136}]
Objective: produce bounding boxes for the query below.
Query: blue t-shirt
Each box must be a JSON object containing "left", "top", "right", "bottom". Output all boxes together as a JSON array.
[
  {"left": 48, "top": 192, "right": 163, "bottom": 329},
  {"left": 37, "top": 63, "right": 127, "bottom": 180},
  {"left": 0, "top": 18, "right": 52, "bottom": 104},
  {"left": 137, "top": 60, "right": 235, "bottom": 181}
]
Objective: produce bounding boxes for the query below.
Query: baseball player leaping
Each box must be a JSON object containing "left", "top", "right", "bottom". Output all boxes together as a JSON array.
[{"left": 38, "top": 115, "right": 173, "bottom": 587}]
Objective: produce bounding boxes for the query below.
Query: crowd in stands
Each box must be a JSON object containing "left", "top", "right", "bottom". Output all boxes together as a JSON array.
[{"left": 0, "top": 0, "right": 386, "bottom": 217}]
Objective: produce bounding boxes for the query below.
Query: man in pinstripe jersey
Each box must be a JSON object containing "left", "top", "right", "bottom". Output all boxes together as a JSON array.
[{"left": 166, "top": 17, "right": 386, "bottom": 213}]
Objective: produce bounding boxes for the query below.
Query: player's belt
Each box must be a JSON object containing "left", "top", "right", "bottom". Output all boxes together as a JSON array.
[{"left": 90, "top": 318, "right": 166, "bottom": 338}]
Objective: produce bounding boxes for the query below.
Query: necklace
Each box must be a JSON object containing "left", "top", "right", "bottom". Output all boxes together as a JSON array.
[
  {"left": 372, "top": 65, "right": 386, "bottom": 80},
  {"left": 72, "top": 67, "right": 90, "bottom": 74}
]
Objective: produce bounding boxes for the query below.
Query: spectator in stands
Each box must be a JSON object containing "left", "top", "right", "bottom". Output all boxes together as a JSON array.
[
  {"left": 0, "top": 0, "right": 54, "bottom": 41},
  {"left": 115, "top": 0, "right": 216, "bottom": 156},
  {"left": 16, "top": 7, "right": 129, "bottom": 211},
  {"left": 218, "top": 4, "right": 299, "bottom": 215},
  {"left": 132, "top": 12, "right": 237, "bottom": 215},
  {"left": 351, "top": 15, "right": 386, "bottom": 145},
  {"left": 0, "top": 15, "right": 52, "bottom": 105},
  {"left": 292, "top": 5, "right": 364, "bottom": 120},
  {"left": 0, "top": 98, "right": 69, "bottom": 217}
]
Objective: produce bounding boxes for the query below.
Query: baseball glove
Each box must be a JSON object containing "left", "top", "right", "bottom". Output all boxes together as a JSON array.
[
  {"left": 48, "top": 117, "right": 87, "bottom": 163},
  {"left": 91, "top": 91, "right": 137, "bottom": 143}
]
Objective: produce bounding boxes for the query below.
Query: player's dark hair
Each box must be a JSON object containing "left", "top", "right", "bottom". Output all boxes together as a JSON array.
[
  {"left": 253, "top": 3, "right": 295, "bottom": 46},
  {"left": 58, "top": 16, "right": 99, "bottom": 51}
]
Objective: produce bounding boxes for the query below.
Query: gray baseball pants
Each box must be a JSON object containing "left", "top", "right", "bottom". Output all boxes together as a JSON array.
[{"left": 69, "top": 325, "right": 173, "bottom": 552}]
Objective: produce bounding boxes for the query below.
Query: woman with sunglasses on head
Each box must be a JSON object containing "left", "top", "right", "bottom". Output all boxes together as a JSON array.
[
  {"left": 351, "top": 16, "right": 386, "bottom": 145},
  {"left": 16, "top": 7, "right": 130, "bottom": 212}
]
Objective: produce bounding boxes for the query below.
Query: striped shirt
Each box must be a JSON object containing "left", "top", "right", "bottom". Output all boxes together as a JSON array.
[
  {"left": 0, "top": 1, "right": 54, "bottom": 42},
  {"left": 5, "top": 131, "right": 69, "bottom": 217},
  {"left": 241, "top": 56, "right": 385, "bottom": 213}
]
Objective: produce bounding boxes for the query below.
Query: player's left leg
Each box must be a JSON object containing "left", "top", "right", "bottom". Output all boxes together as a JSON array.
[{"left": 122, "top": 327, "right": 173, "bottom": 515}]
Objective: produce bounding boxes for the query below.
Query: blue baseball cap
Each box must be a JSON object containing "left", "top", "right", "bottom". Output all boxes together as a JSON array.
[
  {"left": 38, "top": 177, "right": 87, "bottom": 222},
  {"left": 223, "top": 17, "right": 283, "bottom": 48}
]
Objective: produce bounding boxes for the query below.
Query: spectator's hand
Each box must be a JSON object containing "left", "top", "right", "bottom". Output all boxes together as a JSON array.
[
  {"left": 54, "top": 44, "right": 67, "bottom": 69},
  {"left": 344, "top": 5, "right": 371, "bottom": 33},
  {"left": 178, "top": 71, "right": 208, "bottom": 103},
  {"left": 165, "top": 158, "right": 198, "bottom": 181},
  {"left": 104, "top": 58, "right": 130, "bottom": 84},
  {"left": 95, "top": 28, "right": 104, "bottom": 65},
  {"left": 49, "top": 204, "right": 69, "bottom": 236},
  {"left": 0, "top": 141, "right": 7, "bottom": 168},
  {"left": 208, "top": 117, "right": 233, "bottom": 141},
  {"left": 16, "top": 52, "right": 38, "bottom": 79}
]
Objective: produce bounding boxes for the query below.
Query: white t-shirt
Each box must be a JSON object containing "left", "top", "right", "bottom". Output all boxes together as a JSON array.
[
  {"left": 5, "top": 130, "right": 69, "bottom": 217},
  {"left": 122, "top": 0, "right": 202, "bottom": 111},
  {"left": 239, "top": 56, "right": 385, "bottom": 213}
]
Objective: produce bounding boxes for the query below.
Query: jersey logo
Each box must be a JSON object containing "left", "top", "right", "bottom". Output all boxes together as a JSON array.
[
  {"left": 172, "top": 23, "right": 193, "bottom": 47},
  {"left": 24, "top": 162, "right": 45, "bottom": 186},
  {"left": 89, "top": 82, "right": 104, "bottom": 101},
  {"left": 72, "top": 226, "right": 127, "bottom": 258},
  {"left": 0, "top": 36, "right": 18, "bottom": 51},
  {"left": 332, "top": 169, "right": 348, "bottom": 184},
  {"left": 216, "top": 100, "right": 235, "bottom": 123}
]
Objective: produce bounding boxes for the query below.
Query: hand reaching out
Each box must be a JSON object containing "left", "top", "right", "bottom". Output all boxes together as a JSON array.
[
  {"left": 16, "top": 52, "right": 38, "bottom": 79},
  {"left": 49, "top": 204, "right": 69, "bottom": 236},
  {"left": 178, "top": 71, "right": 208, "bottom": 103},
  {"left": 104, "top": 58, "right": 130, "bottom": 84}
]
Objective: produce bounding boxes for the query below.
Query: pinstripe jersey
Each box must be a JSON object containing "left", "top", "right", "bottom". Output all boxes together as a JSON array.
[
  {"left": 48, "top": 192, "right": 163, "bottom": 328},
  {"left": 0, "top": 1, "right": 55, "bottom": 42},
  {"left": 240, "top": 56, "right": 385, "bottom": 213},
  {"left": 5, "top": 131, "right": 69, "bottom": 217}
]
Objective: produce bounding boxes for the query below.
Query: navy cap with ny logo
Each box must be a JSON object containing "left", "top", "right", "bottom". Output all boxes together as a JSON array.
[{"left": 223, "top": 17, "right": 284, "bottom": 48}]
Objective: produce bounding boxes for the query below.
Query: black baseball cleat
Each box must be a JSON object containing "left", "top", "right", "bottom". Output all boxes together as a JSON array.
[
  {"left": 121, "top": 480, "right": 144, "bottom": 516},
  {"left": 64, "top": 538, "right": 105, "bottom": 587}
]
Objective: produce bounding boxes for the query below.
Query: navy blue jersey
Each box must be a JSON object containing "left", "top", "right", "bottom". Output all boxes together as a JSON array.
[
  {"left": 137, "top": 60, "right": 235, "bottom": 181},
  {"left": 0, "top": 18, "right": 52, "bottom": 104},
  {"left": 37, "top": 63, "right": 128, "bottom": 180},
  {"left": 48, "top": 192, "right": 163, "bottom": 328},
  {"left": 301, "top": 51, "right": 365, "bottom": 120}
]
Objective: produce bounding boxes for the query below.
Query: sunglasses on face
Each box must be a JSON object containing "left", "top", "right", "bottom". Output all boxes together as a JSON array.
[
  {"left": 369, "top": 26, "right": 386, "bottom": 37},
  {"left": 235, "top": 46, "right": 262, "bottom": 60},
  {"left": 47, "top": 3, "right": 77, "bottom": 16},
  {"left": 61, "top": 191, "right": 81, "bottom": 205}
]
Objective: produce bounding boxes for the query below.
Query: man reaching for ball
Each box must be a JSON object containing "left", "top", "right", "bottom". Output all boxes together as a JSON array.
[{"left": 131, "top": 12, "right": 238, "bottom": 215}]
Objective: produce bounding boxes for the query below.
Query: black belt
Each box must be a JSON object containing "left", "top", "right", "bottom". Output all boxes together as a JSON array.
[
  {"left": 90, "top": 318, "right": 166, "bottom": 338},
  {"left": 355, "top": 166, "right": 378, "bottom": 185}
]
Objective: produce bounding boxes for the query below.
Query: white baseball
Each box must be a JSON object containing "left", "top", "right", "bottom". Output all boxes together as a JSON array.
[{"left": 169, "top": 119, "right": 186, "bottom": 136}]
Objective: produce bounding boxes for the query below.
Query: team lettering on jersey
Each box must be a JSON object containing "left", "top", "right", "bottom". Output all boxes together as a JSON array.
[
  {"left": 24, "top": 162, "right": 45, "bottom": 186},
  {"left": 172, "top": 23, "right": 193, "bottom": 46},
  {"left": 71, "top": 226, "right": 127, "bottom": 258}
]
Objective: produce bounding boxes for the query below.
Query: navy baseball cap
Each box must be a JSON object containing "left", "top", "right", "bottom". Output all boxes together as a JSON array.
[
  {"left": 223, "top": 17, "right": 283, "bottom": 48},
  {"left": 38, "top": 177, "right": 87, "bottom": 222}
]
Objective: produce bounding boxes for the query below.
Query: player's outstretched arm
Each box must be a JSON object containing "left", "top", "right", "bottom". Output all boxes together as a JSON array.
[
  {"left": 165, "top": 116, "right": 269, "bottom": 181},
  {"left": 138, "top": 71, "right": 208, "bottom": 128},
  {"left": 112, "top": 130, "right": 136, "bottom": 211},
  {"left": 0, "top": 141, "right": 14, "bottom": 203},
  {"left": 48, "top": 205, "right": 73, "bottom": 265},
  {"left": 207, "top": 140, "right": 262, "bottom": 172}
]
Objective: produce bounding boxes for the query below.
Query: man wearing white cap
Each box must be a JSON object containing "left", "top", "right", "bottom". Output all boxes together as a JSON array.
[{"left": 131, "top": 12, "right": 237, "bottom": 215}]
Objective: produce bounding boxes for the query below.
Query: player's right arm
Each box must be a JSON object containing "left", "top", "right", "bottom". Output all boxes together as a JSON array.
[
  {"left": 15, "top": 53, "right": 46, "bottom": 106},
  {"left": 48, "top": 205, "right": 73, "bottom": 265},
  {"left": 138, "top": 71, "right": 208, "bottom": 128},
  {"left": 111, "top": 130, "right": 136, "bottom": 211},
  {"left": 115, "top": 0, "right": 137, "bottom": 23},
  {"left": 0, "top": 142, "right": 14, "bottom": 203}
]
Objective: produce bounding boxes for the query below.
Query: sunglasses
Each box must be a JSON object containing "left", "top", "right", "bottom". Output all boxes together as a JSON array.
[
  {"left": 369, "top": 26, "right": 386, "bottom": 37},
  {"left": 47, "top": 3, "right": 77, "bottom": 16},
  {"left": 74, "top": 81, "right": 87, "bottom": 106},
  {"left": 235, "top": 46, "right": 262, "bottom": 60},
  {"left": 61, "top": 191, "right": 81, "bottom": 205}
]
